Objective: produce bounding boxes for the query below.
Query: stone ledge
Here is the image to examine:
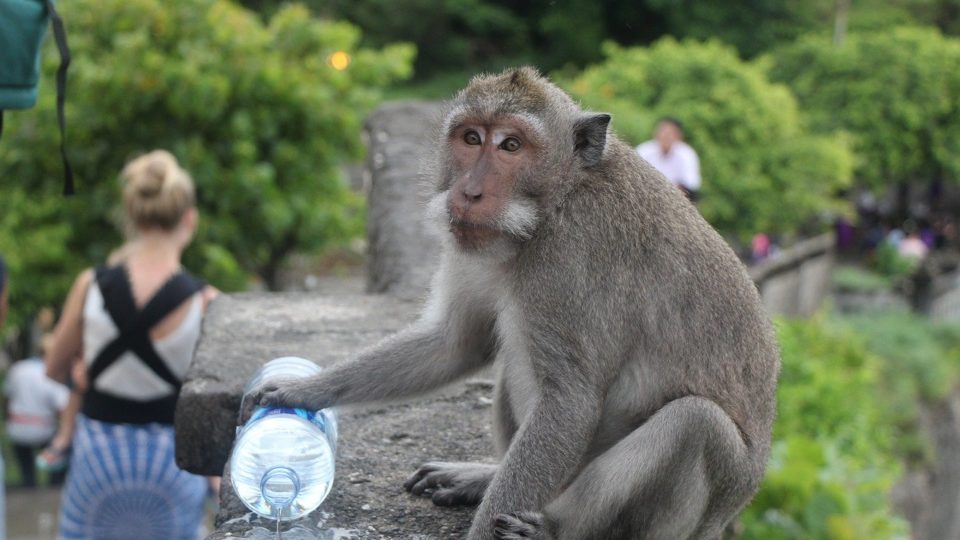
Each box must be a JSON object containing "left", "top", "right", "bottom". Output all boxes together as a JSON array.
[
  {"left": 207, "top": 382, "right": 494, "bottom": 539},
  {"left": 175, "top": 291, "right": 423, "bottom": 477},
  {"left": 174, "top": 290, "right": 496, "bottom": 538}
]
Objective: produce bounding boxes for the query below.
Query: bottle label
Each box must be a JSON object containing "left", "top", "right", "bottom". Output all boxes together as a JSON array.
[{"left": 248, "top": 406, "right": 330, "bottom": 432}]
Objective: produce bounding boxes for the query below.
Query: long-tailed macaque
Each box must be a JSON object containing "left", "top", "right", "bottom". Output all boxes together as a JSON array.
[{"left": 258, "top": 67, "right": 780, "bottom": 540}]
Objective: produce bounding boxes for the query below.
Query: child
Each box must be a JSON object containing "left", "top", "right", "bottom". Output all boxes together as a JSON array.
[{"left": 4, "top": 335, "right": 70, "bottom": 487}]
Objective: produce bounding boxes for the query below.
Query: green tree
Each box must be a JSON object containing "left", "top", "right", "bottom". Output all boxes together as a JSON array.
[
  {"left": 645, "top": 0, "right": 835, "bottom": 58},
  {"left": 564, "top": 39, "right": 853, "bottom": 241},
  {"left": 0, "top": 0, "right": 414, "bottom": 334},
  {"left": 766, "top": 27, "right": 960, "bottom": 190},
  {"left": 311, "top": 0, "right": 528, "bottom": 79},
  {"left": 247, "top": 0, "right": 667, "bottom": 80}
]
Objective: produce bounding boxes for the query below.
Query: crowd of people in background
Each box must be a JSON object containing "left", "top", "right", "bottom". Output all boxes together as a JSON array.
[
  {"left": 836, "top": 186, "right": 959, "bottom": 264},
  {"left": 0, "top": 151, "right": 217, "bottom": 539}
]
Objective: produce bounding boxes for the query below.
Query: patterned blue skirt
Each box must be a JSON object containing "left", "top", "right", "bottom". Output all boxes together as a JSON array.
[{"left": 58, "top": 415, "right": 206, "bottom": 540}]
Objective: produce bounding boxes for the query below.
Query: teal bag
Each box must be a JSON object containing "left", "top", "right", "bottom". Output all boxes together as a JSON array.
[{"left": 0, "top": 0, "right": 73, "bottom": 194}]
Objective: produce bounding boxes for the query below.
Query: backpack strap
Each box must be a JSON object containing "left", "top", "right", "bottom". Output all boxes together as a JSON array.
[
  {"left": 46, "top": 0, "right": 73, "bottom": 195},
  {"left": 87, "top": 265, "right": 204, "bottom": 389}
]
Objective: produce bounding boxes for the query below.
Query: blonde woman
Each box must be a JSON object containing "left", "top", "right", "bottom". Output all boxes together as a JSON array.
[{"left": 45, "top": 151, "right": 217, "bottom": 539}]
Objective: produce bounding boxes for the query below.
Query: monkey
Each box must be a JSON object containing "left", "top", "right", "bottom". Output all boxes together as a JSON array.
[{"left": 256, "top": 67, "right": 780, "bottom": 540}]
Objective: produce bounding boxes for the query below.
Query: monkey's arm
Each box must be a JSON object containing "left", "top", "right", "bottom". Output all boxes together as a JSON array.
[
  {"left": 259, "top": 302, "right": 497, "bottom": 411},
  {"left": 470, "top": 374, "right": 606, "bottom": 540}
]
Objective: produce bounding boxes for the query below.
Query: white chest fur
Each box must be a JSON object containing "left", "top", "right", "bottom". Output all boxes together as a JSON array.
[{"left": 495, "top": 295, "right": 539, "bottom": 424}]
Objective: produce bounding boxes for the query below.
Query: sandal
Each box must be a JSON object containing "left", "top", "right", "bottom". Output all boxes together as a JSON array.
[{"left": 36, "top": 443, "right": 71, "bottom": 472}]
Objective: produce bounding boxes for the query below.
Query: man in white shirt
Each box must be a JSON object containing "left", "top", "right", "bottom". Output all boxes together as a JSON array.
[
  {"left": 4, "top": 353, "right": 70, "bottom": 487},
  {"left": 636, "top": 117, "right": 702, "bottom": 202}
]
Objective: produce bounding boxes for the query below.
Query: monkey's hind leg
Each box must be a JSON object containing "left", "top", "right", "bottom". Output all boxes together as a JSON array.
[
  {"left": 495, "top": 396, "right": 760, "bottom": 540},
  {"left": 404, "top": 462, "right": 498, "bottom": 507}
]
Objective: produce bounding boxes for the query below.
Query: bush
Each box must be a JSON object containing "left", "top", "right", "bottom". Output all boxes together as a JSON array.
[
  {"left": 0, "top": 0, "right": 414, "bottom": 331},
  {"left": 873, "top": 243, "right": 920, "bottom": 279},
  {"left": 741, "top": 317, "right": 910, "bottom": 539},
  {"left": 842, "top": 311, "right": 960, "bottom": 404},
  {"left": 563, "top": 38, "right": 853, "bottom": 241},
  {"left": 765, "top": 27, "right": 960, "bottom": 189},
  {"left": 831, "top": 266, "right": 893, "bottom": 293}
]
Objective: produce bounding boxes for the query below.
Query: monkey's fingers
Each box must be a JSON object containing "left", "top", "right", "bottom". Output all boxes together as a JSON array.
[
  {"left": 258, "top": 387, "right": 284, "bottom": 407},
  {"left": 431, "top": 487, "right": 480, "bottom": 507},
  {"left": 493, "top": 512, "right": 545, "bottom": 540},
  {"left": 406, "top": 463, "right": 462, "bottom": 496},
  {"left": 407, "top": 473, "right": 444, "bottom": 496},
  {"left": 236, "top": 386, "right": 270, "bottom": 425},
  {"left": 402, "top": 462, "right": 441, "bottom": 492}
]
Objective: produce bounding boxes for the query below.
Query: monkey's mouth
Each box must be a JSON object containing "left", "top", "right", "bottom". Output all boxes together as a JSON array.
[{"left": 449, "top": 219, "right": 500, "bottom": 248}]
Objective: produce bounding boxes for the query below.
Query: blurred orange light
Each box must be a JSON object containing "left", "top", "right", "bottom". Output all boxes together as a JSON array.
[{"left": 329, "top": 51, "right": 351, "bottom": 71}]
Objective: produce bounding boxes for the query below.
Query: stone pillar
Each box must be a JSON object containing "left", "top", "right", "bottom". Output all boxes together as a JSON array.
[{"left": 364, "top": 101, "right": 444, "bottom": 299}]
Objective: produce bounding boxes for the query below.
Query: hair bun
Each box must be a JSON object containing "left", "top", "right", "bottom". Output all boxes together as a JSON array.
[
  {"left": 137, "top": 158, "right": 170, "bottom": 198},
  {"left": 121, "top": 150, "right": 196, "bottom": 231}
]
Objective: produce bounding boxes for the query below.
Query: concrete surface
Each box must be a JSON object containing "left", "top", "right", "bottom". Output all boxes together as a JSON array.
[
  {"left": 175, "top": 290, "right": 421, "bottom": 477},
  {"left": 175, "top": 290, "right": 497, "bottom": 539},
  {"left": 206, "top": 382, "right": 495, "bottom": 539}
]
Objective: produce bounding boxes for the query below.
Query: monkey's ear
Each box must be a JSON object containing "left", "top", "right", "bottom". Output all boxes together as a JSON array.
[{"left": 573, "top": 113, "right": 611, "bottom": 168}]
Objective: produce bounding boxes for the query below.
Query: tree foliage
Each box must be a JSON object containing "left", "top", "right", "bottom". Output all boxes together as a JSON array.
[
  {"left": 259, "top": 0, "right": 665, "bottom": 78},
  {"left": 766, "top": 27, "right": 960, "bottom": 188},
  {"left": 645, "top": 0, "right": 836, "bottom": 58},
  {"left": 239, "top": 0, "right": 960, "bottom": 81},
  {"left": 564, "top": 39, "right": 853, "bottom": 241},
  {"left": 0, "top": 0, "right": 414, "bottom": 333}
]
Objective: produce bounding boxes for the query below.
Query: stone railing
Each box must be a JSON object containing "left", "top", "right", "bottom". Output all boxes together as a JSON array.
[{"left": 748, "top": 233, "right": 836, "bottom": 317}]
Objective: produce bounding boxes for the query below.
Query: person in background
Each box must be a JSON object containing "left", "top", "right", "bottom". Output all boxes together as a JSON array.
[
  {"left": 899, "top": 221, "right": 929, "bottom": 260},
  {"left": 0, "top": 254, "right": 7, "bottom": 540},
  {"left": 0, "top": 255, "right": 7, "bottom": 330},
  {"left": 636, "top": 117, "right": 702, "bottom": 202},
  {"left": 38, "top": 244, "right": 133, "bottom": 475},
  {"left": 751, "top": 233, "right": 772, "bottom": 264},
  {"left": 45, "top": 150, "right": 218, "bottom": 540},
  {"left": 3, "top": 334, "right": 70, "bottom": 487}
]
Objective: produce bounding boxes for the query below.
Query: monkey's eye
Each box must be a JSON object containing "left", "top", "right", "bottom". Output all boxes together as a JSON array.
[
  {"left": 500, "top": 137, "right": 522, "bottom": 152},
  {"left": 463, "top": 130, "right": 482, "bottom": 145}
]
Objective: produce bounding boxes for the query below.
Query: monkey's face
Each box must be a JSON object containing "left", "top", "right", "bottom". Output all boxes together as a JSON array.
[{"left": 436, "top": 114, "right": 542, "bottom": 251}]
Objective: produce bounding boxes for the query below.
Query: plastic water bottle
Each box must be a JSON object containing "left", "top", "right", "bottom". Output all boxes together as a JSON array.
[{"left": 230, "top": 357, "right": 338, "bottom": 521}]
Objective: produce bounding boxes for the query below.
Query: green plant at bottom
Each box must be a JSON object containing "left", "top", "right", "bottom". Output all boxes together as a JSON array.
[{"left": 739, "top": 316, "right": 910, "bottom": 539}]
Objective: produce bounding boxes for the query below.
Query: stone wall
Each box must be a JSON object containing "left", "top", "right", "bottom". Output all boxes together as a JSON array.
[
  {"left": 749, "top": 234, "right": 835, "bottom": 317},
  {"left": 364, "top": 101, "right": 443, "bottom": 300},
  {"left": 927, "top": 274, "right": 960, "bottom": 322}
]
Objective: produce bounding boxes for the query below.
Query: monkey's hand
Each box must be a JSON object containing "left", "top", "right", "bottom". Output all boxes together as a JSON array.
[
  {"left": 404, "top": 462, "right": 497, "bottom": 507},
  {"left": 236, "top": 375, "right": 335, "bottom": 425},
  {"left": 493, "top": 512, "right": 550, "bottom": 540},
  {"left": 260, "top": 376, "right": 334, "bottom": 410}
]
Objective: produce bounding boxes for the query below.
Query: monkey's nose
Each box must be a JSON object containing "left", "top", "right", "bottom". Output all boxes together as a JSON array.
[{"left": 462, "top": 187, "right": 482, "bottom": 203}]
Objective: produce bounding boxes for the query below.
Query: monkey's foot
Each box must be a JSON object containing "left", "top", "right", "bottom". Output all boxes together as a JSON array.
[
  {"left": 494, "top": 512, "right": 550, "bottom": 540},
  {"left": 403, "top": 461, "right": 497, "bottom": 506}
]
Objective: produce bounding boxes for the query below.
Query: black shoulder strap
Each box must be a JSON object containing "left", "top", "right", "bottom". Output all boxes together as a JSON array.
[
  {"left": 46, "top": 0, "right": 73, "bottom": 195},
  {"left": 88, "top": 266, "right": 204, "bottom": 389}
]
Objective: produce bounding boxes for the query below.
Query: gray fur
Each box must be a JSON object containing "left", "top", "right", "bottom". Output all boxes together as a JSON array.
[{"left": 260, "top": 67, "right": 779, "bottom": 540}]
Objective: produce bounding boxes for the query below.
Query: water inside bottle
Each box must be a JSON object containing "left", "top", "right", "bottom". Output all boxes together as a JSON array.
[{"left": 231, "top": 411, "right": 336, "bottom": 520}]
